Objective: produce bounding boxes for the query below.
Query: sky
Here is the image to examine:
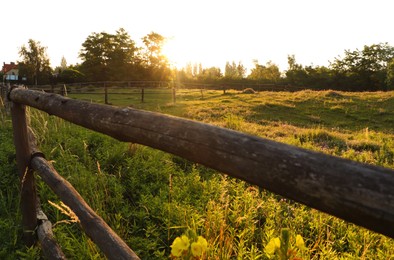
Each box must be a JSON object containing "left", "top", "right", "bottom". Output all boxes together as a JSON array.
[{"left": 1, "top": 0, "right": 393, "bottom": 73}]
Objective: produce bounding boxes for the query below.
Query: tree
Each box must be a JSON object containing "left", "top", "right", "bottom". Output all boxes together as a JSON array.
[
  {"left": 386, "top": 58, "right": 394, "bottom": 90},
  {"left": 181, "top": 62, "right": 202, "bottom": 80},
  {"left": 141, "top": 32, "right": 171, "bottom": 80},
  {"left": 248, "top": 60, "right": 281, "bottom": 83},
  {"left": 224, "top": 61, "right": 246, "bottom": 80},
  {"left": 79, "top": 28, "right": 138, "bottom": 81},
  {"left": 60, "top": 56, "right": 67, "bottom": 70},
  {"left": 330, "top": 43, "right": 394, "bottom": 90},
  {"left": 59, "top": 69, "right": 85, "bottom": 83},
  {"left": 19, "top": 39, "right": 51, "bottom": 85},
  {"left": 197, "top": 67, "right": 222, "bottom": 82},
  {"left": 285, "top": 55, "right": 307, "bottom": 86}
]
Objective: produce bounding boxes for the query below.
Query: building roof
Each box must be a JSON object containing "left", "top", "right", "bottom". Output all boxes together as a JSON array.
[{"left": 2, "top": 62, "right": 18, "bottom": 74}]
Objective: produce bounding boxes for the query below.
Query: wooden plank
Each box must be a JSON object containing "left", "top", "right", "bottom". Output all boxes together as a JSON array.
[
  {"left": 31, "top": 156, "right": 140, "bottom": 260},
  {"left": 10, "top": 98, "right": 37, "bottom": 246},
  {"left": 9, "top": 88, "right": 394, "bottom": 238}
]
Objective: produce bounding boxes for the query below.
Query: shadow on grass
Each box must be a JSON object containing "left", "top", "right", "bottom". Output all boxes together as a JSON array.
[{"left": 249, "top": 96, "right": 394, "bottom": 133}]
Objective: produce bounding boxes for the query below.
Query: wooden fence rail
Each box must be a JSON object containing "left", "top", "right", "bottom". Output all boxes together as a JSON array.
[
  {"left": 31, "top": 155, "right": 139, "bottom": 259},
  {"left": 8, "top": 86, "right": 140, "bottom": 259},
  {"left": 6, "top": 86, "right": 394, "bottom": 257}
]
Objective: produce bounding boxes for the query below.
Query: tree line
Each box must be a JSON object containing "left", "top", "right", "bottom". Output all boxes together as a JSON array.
[{"left": 9, "top": 28, "right": 394, "bottom": 91}]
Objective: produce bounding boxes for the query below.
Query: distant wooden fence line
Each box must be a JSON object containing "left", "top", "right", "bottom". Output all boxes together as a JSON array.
[
  {"left": 3, "top": 85, "right": 394, "bottom": 258},
  {"left": 27, "top": 81, "right": 305, "bottom": 105},
  {"left": 28, "top": 80, "right": 302, "bottom": 91}
]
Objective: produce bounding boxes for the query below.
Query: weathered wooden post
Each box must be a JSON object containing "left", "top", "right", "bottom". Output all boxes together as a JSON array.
[
  {"left": 201, "top": 89, "right": 204, "bottom": 99},
  {"left": 62, "top": 84, "right": 68, "bottom": 97},
  {"left": 172, "top": 87, "right": 176, "bottom": 104},
  {"left": 141, "top": 88, "right": 144, "bottom": 103},
  {"left": 104, "top": 82, "right": 108, "bottom": 104},
  {"left": 9, "top": 86, "right": 37, "bottom": 246}
]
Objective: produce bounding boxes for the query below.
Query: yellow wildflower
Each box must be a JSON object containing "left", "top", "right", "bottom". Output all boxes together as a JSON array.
[
  {"left": 191, "top": 236, "right": 208, "bottom": 257},
  {"left": 295, "top": 234, "right": 305, "bottom": 250},
  {"left": 264, "top": 237, "right": 281, "bottom": 255},
  {"left": 171, "top": 235, "right": 190, "bottom": 257}
]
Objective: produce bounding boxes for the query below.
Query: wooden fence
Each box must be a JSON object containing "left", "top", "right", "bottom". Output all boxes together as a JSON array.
[
  {"left": 3, "top": 84, "right": 394, "bottom": 258},
  {"left": 27, "top": 81, "right": 305, "bottom": 105}
]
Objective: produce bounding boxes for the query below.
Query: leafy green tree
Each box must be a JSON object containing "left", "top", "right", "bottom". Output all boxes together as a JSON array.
[
  {"left": 53, "top": 56, "right": 69, "bottom": 77},
  {"left": 141, "top": 32, "right": 171, "bottom": 81},
  {"left": 183, "top": 63, "right": 194, "bottom": 79},
  {"left": 59, "top": 69, "right": 85, "bottom": 84},
  {"left": 224, "top": 61, "right": 246, "bottom": 80},
  {"left": 248, "top": 60, "right": 281, "bottom": 83},
  {"left": 330, "top": 43, "right": 394, "bottom": 90},
  {"left": 79, "top": 28, "right": 138, "bottom": 81},
  {"left": 386, "top": 58, "right": 394, "bottom": 90},
  {"left": 60, "top": 56, "right": 67, "bottom": 70},
  {"left": 197, "top": 67, "right": 222, "bottom": 82},
  {"left": 285, "top": 55, "right": 307, "bottom": 86},
  {"left": 19, "top": 39, "right": 52, "bottom": 85},
  {"left": 179, "top": 62, "right": 202, "bottom": 80},
  {"left": 285, "top": 55, "right": 333, "bottom": 89}
]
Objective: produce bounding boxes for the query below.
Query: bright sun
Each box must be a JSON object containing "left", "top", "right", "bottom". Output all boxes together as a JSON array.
[
  {"left": 162, "top": 38, "right": 193, "bottom": 69},
  {"left": 162, "top": 36, "right": 240, "bottom": 71},
  {"left": 162, "top": 37, "right": 222, "bottom": 70}
]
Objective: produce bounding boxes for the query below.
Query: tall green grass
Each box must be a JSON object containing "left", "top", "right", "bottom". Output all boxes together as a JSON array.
[{"left": 1, "top": 90, "right": 394, "bottom": 259}]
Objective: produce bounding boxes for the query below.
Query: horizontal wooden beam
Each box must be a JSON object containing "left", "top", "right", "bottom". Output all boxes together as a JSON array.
[
  {"left": 31, "top": 156, "right": 140, "bottom": 260},
  {"left": 10, "top": 88, "right": 394, "bottom": 238}
]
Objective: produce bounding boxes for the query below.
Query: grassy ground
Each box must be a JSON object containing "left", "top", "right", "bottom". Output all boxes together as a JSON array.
[{"left": 1, "top": 89, "right": 394, "bottom": 259}]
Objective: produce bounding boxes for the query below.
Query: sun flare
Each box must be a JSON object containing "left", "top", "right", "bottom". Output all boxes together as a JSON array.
[
  {"left": 162, "top": 37, "right": 194, "bottom": 69},
  {"left": 162, "top": 37, "right": 223, "bottom": 70}
]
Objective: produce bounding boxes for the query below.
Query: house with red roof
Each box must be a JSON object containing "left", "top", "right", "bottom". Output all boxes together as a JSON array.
[{"left": 2, "top": 62, "right": 19, "bottom": 81}]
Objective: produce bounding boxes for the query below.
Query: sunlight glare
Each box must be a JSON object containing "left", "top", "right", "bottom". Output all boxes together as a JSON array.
[
  {"left": 162, "top": 36, "right": 225, "bottom": 70},
  {"left": 162, "top": 37, "right": 194, "bottom": 69}
]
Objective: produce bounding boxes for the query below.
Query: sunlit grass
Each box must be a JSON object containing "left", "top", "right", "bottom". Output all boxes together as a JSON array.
[{"left": 1, "top": 90, "right": 394, "bottom": 258}]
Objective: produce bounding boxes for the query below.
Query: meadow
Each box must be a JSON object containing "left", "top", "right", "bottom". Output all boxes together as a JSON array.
[{"left": 1, "top": 88, "right": 394, "bottom": 259}]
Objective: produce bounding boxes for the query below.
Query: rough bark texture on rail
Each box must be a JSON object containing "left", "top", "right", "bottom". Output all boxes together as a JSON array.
[
  {"left": 31, "top": 156, "right": 140, "bottom": 260},
  {"left": 10, "top": 88, "right": 394, "bottom": 238}
]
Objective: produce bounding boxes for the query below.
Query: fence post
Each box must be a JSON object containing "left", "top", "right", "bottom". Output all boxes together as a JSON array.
[
  {"left": 172, "top": 88, "right": 176, "bottom": 104},
  {"left": 200, "top": 89, "right": 204, "bottom": 99},
  {"left": 141, "top": 88, "right": 144, "bottom": 103},
  {"left": 104, "top": 82, "right": 108, "bottom": 104},
  {"left": 62, "top": 84, "right": 68, "bottom": 96},
  {"left": 9, "top": 86, "right": 37, "bottom": 246}
]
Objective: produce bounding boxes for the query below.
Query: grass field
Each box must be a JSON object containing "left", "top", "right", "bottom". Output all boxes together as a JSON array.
[{"left": 1, "top": 89, "right": 394, "bottom": 259}]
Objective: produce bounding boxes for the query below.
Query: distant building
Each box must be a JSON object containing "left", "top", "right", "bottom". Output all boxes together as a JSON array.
[{"left": 2, "top": 62, "right": 19, "bottom": 82}]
